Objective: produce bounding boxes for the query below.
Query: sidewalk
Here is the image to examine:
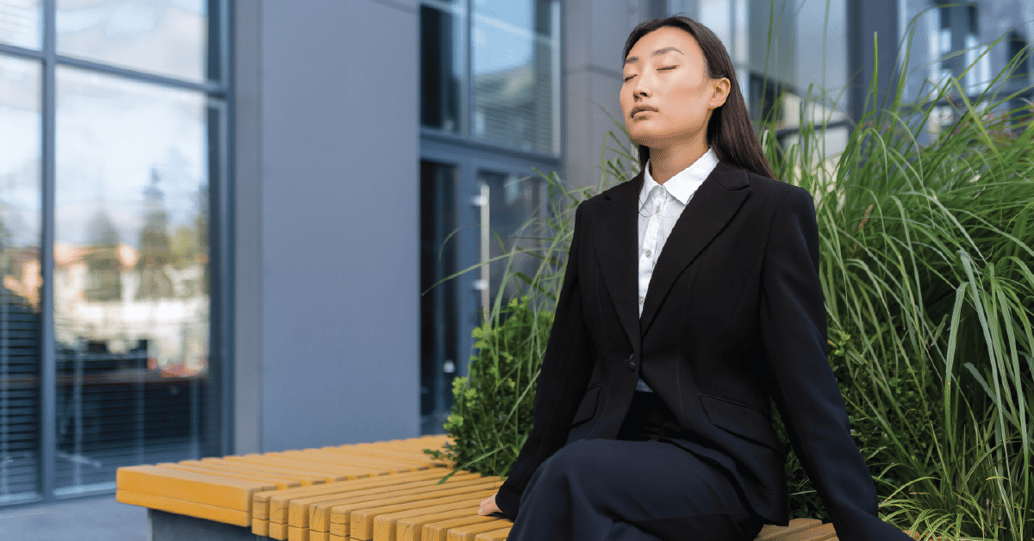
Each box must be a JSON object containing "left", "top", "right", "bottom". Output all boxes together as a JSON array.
[{"left": 0, "top": 495, "right": 146, "bottom": 541}]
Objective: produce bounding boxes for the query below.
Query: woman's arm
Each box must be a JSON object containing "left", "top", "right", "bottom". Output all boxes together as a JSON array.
[
  {"left": 494, "top": 202, "right": 596, "bottom": 520},
  {"left": 758, "top": 186, "right": 911, "bottom": 541}
]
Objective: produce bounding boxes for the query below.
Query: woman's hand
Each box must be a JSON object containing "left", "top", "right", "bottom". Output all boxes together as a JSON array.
[{"left": 477, "top": 492, "right": 501, "bottom": 516}]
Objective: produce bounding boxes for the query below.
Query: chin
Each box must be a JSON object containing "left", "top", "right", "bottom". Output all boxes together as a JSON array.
[{"left": 627, "top": 133, "right": 665, "bottom": 150}]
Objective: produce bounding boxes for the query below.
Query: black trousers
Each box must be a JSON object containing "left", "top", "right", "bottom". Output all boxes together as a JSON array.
[{"left": 506, "top": 392, "right": 766, "bottom": 541}]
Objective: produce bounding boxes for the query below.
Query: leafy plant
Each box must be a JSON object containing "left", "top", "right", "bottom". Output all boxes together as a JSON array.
[
  {"left": 423, "top": 296, "right": 552, "bottom": 477},
  {"left": 759, "top": 16, "right": 1034, "bottom": 539}
]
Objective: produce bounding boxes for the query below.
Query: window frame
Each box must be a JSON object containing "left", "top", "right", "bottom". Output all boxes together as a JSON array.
[{"left": 0, "top": 0, "right": 232, "bottom": 505}]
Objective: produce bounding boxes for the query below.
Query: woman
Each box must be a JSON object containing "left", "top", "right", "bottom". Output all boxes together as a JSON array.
[{"left": 476, "top": 16, "right": 913, "bottom": 541}]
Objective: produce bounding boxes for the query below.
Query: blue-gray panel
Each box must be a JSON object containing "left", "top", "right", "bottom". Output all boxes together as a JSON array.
[{"left": 258, "top": 0, "right": 420, "bottom": 451}]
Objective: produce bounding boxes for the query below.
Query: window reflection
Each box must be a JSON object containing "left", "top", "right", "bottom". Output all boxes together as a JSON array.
[
  {"left": 0, "top": 54, "right": 42, "bottom": 504},
  {"left": 0, "top": 0, "right": 41, "bottom": 49},
  {"left": 57, "top": 0, "right": 212, "bottom": 82},
  {"left": 421, "top": 1, "right": 465, "bottom": 132},
  {"left": 478, "top": 170, "right": 544, "bottom": 302},
  {"left": 419, "top": 161, "right": 458, "bottom": 434},
  {"left": 54, "top": 66, "right": 212, "bottom": 492},
  {"left": 472, "top": 0, "right": 560, "bottom": 154}
]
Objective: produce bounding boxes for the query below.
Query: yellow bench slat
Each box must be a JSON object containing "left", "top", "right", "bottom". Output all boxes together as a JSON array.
[
  {"left": 346, "top": 487, "right": 504, "bottom": 541},
  {"left": 186, "top": 459, "right": 332, "bottom": 485},
  {"left": 253, "top": 517, "right": 270, "bottom": 536},
  {"left": 473, "top": 526, "right": 512, "bottom": 541},
  {"left": 289, "top": 475, "right": 486, "bottom": 528},
  {"left": 117, "top": 465, "right": 275, "bottom": 512},
  {"left": 116, "top": 490, "right": 250, "bottom": 527},
  {"left": 223, "top": 455, "right": 385, "bottom": 477},
  {"left": 279, "top": 449, "right": 430, "bottom": 470},
  {"left": 371, "top": 489, "right": 499, "bottom": 541},
  {"left": 769, "top": 522, "right": 838, "bottom": 541},
  {"left": 308, "top": 476, "right": 491, "bottom": 533},
  {"left": 305, "top": 476, "right": 496, "bottom": 530},
  {"left": 758, "top": 518, "right": 824, "bottom": 540},
  {"left": 265, "top": 470, "right": 459, "bottom": 524},
  {"left": 288, "top": 525, "right": 310, "bottom": 541},
  {"left": 157, "top": 462, "right": 305, "bottom": 490},
  {"left": 397, "top": 507, "right": 489, "bottom": 541},
  {"left": 446, "top": 519, "right": 512, "bottom": 541},
  {"left": 421, "top": 516, "right": 500, "bottom": 541}
]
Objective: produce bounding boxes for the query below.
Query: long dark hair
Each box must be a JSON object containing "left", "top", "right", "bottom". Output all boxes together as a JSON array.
[{"left": 623, "top": 16, "right": 776, "bottom": 180}]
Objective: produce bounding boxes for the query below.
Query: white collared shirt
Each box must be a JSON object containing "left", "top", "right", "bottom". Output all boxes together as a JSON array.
[{"left": 634, "top": 147, "right": 719, "bottom": 392}]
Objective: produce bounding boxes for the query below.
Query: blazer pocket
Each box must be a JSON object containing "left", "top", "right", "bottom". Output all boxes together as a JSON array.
[
  {"left": 700, "top": 394, "right": 782, "bottom": 451},
  {"left": 570, "top": 385, "right": 601, "bottom": 426}
]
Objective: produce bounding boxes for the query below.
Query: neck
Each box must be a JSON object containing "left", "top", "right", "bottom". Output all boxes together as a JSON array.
[{"left": 648, "top": 138, "right": 709, "bottom": 185}]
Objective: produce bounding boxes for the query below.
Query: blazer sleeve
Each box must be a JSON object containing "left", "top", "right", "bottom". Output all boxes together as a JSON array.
[
  {"left": 495, "top": 202, "right": 595, "bottom": 521},
  {"left": 758, "top": 187, "right": 911, "bottom": 541}
]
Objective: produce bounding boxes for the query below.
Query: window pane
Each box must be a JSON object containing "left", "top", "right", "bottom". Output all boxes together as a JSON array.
[
  {"left": 477, "top": 170, "right": 543, "bottom": 301},
  {"left": 0, "top": 54, "right": 42, "bottom": 504},
  {"left": 472, "top": 0, "right": 560, "bottom": 155},
  {"left": 419, "top": 161, "right": 457, "bottom": 433},
  {"left": 421, "top": 1, "right": 465, "bottom": 132},
  {"left": 0, "top": 0, "right": 41, "bottom": 49},
  {"left": 57, "top": 0, "right": 215, "bottom": 82},
  {"left": 54, "top": 67, "right": 213, "bottom": 494}
]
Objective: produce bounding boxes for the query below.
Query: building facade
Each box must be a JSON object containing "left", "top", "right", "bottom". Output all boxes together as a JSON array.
[{"left": 0, "top": 0, "right": 1029, "bottom": 506}]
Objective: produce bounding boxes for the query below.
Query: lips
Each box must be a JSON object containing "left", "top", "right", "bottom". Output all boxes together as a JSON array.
[{"left": 630, "top": 105, "right": 658, "bottom": 118}]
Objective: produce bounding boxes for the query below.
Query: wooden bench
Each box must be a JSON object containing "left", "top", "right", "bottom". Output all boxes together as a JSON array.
[{"left": 116, "top": 435, "right": 843, "bottom": 541}]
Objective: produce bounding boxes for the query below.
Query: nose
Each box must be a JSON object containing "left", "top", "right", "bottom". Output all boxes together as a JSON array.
[{"left": 631, "top": 73, "right": 651, "bottom": 99}]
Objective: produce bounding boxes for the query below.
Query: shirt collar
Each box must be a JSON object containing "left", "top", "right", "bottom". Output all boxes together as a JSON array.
[{"left": 640, "top": 147, "right": 719, "bottom": 206}]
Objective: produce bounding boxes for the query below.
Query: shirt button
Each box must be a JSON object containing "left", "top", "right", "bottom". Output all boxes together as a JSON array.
[
  {"left": 638, "top": 296, "right": 644, "bottom": 304},
  {"left": 644, "top": 250, "right": 651, "bottom": 257}
]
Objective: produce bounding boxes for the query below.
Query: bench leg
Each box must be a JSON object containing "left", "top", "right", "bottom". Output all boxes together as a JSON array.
[{"left": 148, "top": 509, "right": 267, "bottom": 541}]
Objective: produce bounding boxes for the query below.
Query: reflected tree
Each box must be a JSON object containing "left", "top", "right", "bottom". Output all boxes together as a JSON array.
[
  {"left": 135, "top": 168, "right": 174, "bottom": 300},
  {"left": 84, "top": 210, "right": 122, "bottom": 302}
]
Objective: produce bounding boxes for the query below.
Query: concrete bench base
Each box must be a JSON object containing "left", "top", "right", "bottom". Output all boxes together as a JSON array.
[{"left": 150, "top": 509, "right": 267, "bottom": 541}]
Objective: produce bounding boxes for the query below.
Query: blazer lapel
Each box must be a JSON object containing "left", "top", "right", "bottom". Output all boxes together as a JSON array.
[
  {"left": 593, "top": 175, "right": 642, "bottom": 348},
  {"left": 639, "top": 162, "right": 751, "bottom": 335}
]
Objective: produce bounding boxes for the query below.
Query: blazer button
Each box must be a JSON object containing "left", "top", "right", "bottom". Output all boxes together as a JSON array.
[{"left": 628, "top": 354, "right": 636, "bottom": 370}]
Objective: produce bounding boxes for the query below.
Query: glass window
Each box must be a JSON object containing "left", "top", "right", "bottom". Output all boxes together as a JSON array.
[
  {"left": 419, "top": 161, "right": 458, "bottom": 433},
  {"left": 56, "top": 0, "right": 216, "bottom": 82},
  {"left": 53, "top": 66, "right": 214, "bottom": 494},
  {"left": 421, "top": 0, "right": 465, "bottom": 132},
  {"left": 699, "top": 0, "right": 733, "bottom": 51},
  {"left": 0, "top": 54, "right": 42, "bottom": 504},
  {"left": 420, "top": 0, "right": 561, "bottom": 156},
  {"left": 477, "top": 170, "right": 543, "bottom": 302},
  {"left": 471, "top": 0, "right": 560, "bottom": 154},
  {"left": 0, "top": 0, "right": 41, "bottom": 49}
]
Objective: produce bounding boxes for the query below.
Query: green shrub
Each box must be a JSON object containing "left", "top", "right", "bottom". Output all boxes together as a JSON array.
[
  {"left": 761, "top": 28, "right": 1034, "bottom": 539},
  {"left": 423, "top": 296, "right": 553, "bottom": 477}
]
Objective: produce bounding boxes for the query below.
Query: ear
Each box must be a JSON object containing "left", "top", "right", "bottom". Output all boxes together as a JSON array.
[{"left": 709, "top": 77, "right": 731, "bottom": 109}]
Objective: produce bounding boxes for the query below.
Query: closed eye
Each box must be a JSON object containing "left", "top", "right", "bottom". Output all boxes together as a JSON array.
[
  {"left": 623, "top": 74, "right": 636, "bottom": 82},
  {"left": 657, "top": 65, "right": 677, "bottom": 71}
]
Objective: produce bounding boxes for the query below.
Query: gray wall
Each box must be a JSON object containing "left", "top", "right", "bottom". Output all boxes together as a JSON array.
[{"left": 233, "top": 0, "right": 421, "bottom": 453}]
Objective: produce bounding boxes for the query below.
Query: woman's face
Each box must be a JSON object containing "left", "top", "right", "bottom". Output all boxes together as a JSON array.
[{"left": 620, "top": 26, "right": 730, "bottom": 150}]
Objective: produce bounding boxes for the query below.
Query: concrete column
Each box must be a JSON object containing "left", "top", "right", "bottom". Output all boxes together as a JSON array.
[
  {"left": 847, "top": 0, "right": 900, "bottom": 121},
  {"left": 234, "top": 0, "right": 421, "bottom": 453},
  {"left": 561, "top": 1, "right": 658, "bottom": 191}
]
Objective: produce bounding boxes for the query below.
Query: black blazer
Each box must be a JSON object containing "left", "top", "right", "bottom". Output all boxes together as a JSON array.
[{"left": 495, "top": 162, "right": 911, "bottom": 541}]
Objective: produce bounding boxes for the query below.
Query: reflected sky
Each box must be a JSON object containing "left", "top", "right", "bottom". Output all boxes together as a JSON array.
[
  {"left": 0, "top": 55, "right": 41, "bottom": 249},
  {"left": 56, "top": 67, "right": 206, "bottom": 246},
  {"left": 57, "top": 0, "right": 208, "bottom": 82},
  {"left": 0, "top": 0, "right": 42, "bottom": 49}
]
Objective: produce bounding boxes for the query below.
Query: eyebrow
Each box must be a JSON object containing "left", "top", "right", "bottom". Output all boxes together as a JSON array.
[{"left": 624, "top": 46, "right": 684, "bottom": 65}]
